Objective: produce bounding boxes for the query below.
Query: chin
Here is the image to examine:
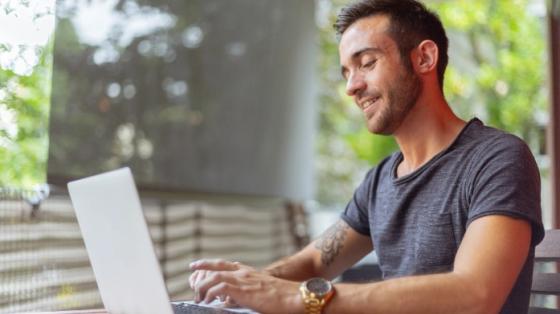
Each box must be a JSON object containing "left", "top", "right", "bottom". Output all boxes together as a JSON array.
[
  {"left": 366, "top": 124, "right": 390, "bottom": 135},
  {"left": 366, "top": 119, "right": 392, "bottom": 135}
]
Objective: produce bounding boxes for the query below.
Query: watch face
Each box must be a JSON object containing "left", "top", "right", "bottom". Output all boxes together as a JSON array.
[{"left": 305, "top": 278, "right": 332, "bottom": 296}]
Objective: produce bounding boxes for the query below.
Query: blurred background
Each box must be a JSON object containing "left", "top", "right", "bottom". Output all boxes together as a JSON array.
[{"left": 0, "top": 0, "right": 558, "bottom": 312}]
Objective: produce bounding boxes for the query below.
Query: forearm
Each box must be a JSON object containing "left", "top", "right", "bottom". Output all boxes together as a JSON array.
[
  {"left": 264, "top": 220, "right": 372, "bottom": 281},
  {"left": 263, "top": 244, "right": 323, "bottom": 281},
  {"left": 327, "top": 272, "right": 495, "bottom": 314}
]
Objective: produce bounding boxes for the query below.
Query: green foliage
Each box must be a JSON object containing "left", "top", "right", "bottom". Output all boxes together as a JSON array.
[
  {"left": 432, "top": 0, "right": 547, "bottom": 144},
  {"left": 0, "top": 42, "right": 52, "bottom": 188},
  {"left": 0, "top": 0, "right": 548, "bottom": 202},
  {"left": 315, "top": 0, "right": 546, "bottom": 205},
  {"left": 0, "top": 0, "right": 54, "bottom": 188}
]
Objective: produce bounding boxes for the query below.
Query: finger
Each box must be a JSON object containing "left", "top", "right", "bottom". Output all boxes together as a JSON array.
[
  {"left": 194, "top": 271, "right": 208, "bottom": 303},
  {"left": 190, "top": 259, "right": 242, "bottom": 271},
  {"left": 224, "top": 296, "right": 238, "bottom": 307},
  {"left": 204, "top": 282, "right": 236, "bottom": 304},
  {"left": 195, "top": 270, "right": 207, "bottom": 285},
  {"left": 193, "top": 270, "right": 210, "bottom": 287},
  {"left": 195, "top": 271, "right": 236, "bottom": 302},
  {"left": 195, "top": 271, "right": 223, "bottom": 302},
  {"left": 189, "top": 270, "right": 200, "bottom": 288},
  {"left": 189, "top": 270, "right": 204, "bottom": 289}
]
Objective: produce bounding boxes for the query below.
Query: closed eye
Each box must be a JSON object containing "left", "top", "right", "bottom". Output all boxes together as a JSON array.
[{"left": 363, "top": 60, "right": 376, "bottom": 69}]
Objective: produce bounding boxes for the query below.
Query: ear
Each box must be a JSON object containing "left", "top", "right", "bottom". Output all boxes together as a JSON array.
[{"left": 412, "top": 40, "right": 439, "bottom": 74}]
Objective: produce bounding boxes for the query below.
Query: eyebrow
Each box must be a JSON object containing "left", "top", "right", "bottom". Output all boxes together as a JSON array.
[{"left": 340, "top": 47, "right": 383, "bottom": 79}]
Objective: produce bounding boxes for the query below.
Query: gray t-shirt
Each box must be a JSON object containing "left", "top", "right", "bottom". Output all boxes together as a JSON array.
[{"left": 341, "top": 118, "right": 545, "bottom": 314}]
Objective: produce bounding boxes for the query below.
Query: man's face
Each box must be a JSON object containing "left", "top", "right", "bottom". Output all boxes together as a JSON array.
[{"left": 339, "top": 15, "right": 421, "bottom": 135}]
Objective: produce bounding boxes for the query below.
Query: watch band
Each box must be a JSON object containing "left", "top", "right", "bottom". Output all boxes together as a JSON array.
[
  {"left": 301, "top": 294, "right": 325, "bottom": 314},
  {"left": 300, "top": 278, "right": 334, "bottom": 314}
]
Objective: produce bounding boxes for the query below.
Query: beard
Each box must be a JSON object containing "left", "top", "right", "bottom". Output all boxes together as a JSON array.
[{"left": 367, "top": 67, "right": 422, "bottom": 135}]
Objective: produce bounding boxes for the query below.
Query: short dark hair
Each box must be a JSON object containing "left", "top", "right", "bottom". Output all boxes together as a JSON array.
[{"left": 334, "top": 0, "right": 449, "bottom": 89}]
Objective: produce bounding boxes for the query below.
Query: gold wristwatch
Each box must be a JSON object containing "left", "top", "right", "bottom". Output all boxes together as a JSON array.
[{"left": 299, "top": 277, "right": 335, "bottom": 314}]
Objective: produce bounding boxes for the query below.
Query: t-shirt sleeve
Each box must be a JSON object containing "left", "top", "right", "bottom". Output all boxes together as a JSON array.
[
  {"left": 340, "top": 168, "right": 374, "bottom": 236},
  {"left": 467, "top": 134, "right": 545, "bottom": 246}
]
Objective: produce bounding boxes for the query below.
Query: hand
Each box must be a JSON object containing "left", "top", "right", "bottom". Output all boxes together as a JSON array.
[
  {"left": 189, "top": 259, "right": 240, "bottom": 306},
  {"left": 189, "top": 259, "right": 303, "bottom": 314},
  {"left": 189, "top": 259, "right": 242, "bottom": 289}
]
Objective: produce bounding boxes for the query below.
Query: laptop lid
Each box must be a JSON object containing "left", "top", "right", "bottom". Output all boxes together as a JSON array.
[{"left": 68, "top": 167, "right": 174, "bottom": 314}]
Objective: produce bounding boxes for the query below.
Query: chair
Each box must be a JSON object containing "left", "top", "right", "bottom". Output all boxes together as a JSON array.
[{"left": 530, "top": 229, "right": 560, "bottom": 314}]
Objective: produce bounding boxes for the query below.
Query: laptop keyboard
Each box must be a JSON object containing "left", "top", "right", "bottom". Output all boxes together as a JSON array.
[{"left": 172, "top": 302, "right": 251, "bottom": 314}]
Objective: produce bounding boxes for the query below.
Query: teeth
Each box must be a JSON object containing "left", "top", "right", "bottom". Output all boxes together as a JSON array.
[{"left": 363, "top": 98, "right": 377, "bottom": 109}]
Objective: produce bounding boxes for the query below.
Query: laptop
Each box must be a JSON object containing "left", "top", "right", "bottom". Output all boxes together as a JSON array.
[{"left": 68, "top": 167, "right": 257, "bottom": 314}]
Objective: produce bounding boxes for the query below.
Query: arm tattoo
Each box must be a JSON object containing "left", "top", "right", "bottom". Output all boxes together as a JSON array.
[{"left": 314, "top": 221, "right": 349, "bottom": 266}]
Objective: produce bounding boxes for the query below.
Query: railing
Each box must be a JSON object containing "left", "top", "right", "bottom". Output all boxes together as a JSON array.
[{"left": 0, "top": 188, "right": 307, "bottom": 313}]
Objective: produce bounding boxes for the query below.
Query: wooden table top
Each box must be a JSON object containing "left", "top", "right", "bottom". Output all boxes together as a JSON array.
[{"left": 22, "top": 310, "right": 107, "bottom": 314}]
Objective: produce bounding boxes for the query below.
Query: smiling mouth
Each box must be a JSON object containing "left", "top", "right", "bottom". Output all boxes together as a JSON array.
[{"left": 362, "top": 96, "right": 381, "bottom": 112}]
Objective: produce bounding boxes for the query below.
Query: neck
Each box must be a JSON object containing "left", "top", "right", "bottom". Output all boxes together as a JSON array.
[{"left": 393, "top": 90, "right": 466, "bottom": 177}]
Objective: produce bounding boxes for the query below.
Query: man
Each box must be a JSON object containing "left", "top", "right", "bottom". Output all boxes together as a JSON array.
[{"left": 189, "top": 0, "right": 544, "bottom": 313}]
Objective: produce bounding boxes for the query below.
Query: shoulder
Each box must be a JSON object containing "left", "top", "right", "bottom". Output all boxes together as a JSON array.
[
  {"left": 461, "top": 122, "right": 544, "bottom": 246},
  {"left": 464, "top": 121, "right": 534, "bottom": 164},
  {"left": 459, "top": 120, "right": 540, "bottom": 198}
]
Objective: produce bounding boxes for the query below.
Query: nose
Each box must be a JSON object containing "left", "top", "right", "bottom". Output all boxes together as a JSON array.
[{"left": 345, "top": 72, "right": 366, "bottom": 97}]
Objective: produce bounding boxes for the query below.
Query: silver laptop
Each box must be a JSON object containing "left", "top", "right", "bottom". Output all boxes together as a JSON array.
[{"left": 68, "top": 167, "right": 254, "bottom": 314}]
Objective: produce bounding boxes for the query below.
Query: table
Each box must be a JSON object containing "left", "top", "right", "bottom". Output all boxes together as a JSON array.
[{"left": 22, "top": 311, "right": 106, "bottom": 314}]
